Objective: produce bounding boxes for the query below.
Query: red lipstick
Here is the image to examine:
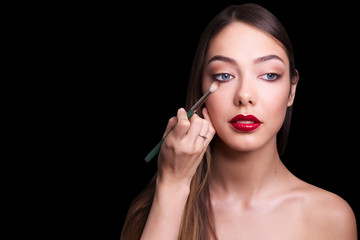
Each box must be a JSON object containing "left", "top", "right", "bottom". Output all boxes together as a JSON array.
[{"left": 229, "top": 114, "right": 262, "bottom": 132}]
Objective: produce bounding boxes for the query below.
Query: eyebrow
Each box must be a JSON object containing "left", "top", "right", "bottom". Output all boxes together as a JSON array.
[
  {"left": 253, "top": 54, "right": 284, "bottom": 64},
  {"left": 207, "top": 54, "right": 284, "bottom": 65},
  {"left": 207, "top": 55, "right": 237, "bottom": 65}
]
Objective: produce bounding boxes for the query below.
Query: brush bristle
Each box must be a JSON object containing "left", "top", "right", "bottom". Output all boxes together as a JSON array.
[{"left": 209, "top": 81, "right": 220, "bottom": 93}]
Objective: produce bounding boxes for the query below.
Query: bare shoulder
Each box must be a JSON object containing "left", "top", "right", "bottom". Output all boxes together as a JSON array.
[{"left": 293, "top": 180, "right": 357, "bottom": 239}]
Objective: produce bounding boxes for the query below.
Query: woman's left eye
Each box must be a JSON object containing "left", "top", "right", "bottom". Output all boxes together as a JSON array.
[{"left": 259, "top": 73, "right": 280, "bottom": 81}]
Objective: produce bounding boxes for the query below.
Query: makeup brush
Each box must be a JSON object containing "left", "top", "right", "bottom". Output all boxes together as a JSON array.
[{"left": 145, "top": 82, "right": 220, "bottom": 162}]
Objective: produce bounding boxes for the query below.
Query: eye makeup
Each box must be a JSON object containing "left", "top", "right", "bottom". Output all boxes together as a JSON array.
[
  {"left": 258, "top": 73, "right": 281, "bottom": 81},
  {"left": 205, "top": 54, "right": 286, "bottom": 83},
  {"left": 212, "top": 73, "right": 234, "bottom": 82}
]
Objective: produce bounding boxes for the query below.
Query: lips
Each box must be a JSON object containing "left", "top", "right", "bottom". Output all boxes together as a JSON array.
[{"left": 229, "top": 114, "right": 262, "bottom": 132}]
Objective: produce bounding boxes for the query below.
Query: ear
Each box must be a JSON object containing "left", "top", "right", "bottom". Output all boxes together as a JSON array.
[{"left": 287, "top": 70, "right": 299, "bottom": 107}]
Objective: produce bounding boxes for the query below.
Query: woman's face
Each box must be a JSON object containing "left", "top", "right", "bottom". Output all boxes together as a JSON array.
[{"left": 202, "top": 22, "right": 297, "bottom": 152}]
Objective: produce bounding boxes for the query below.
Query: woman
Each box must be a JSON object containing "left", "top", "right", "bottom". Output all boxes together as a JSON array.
[{"left": 121, "top": 4, "right": 357, "bottom": 240}]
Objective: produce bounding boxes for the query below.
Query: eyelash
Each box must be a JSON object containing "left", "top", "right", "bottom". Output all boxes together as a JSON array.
[
  {"left": 212, "top": 73, "right": 281, "bottom": 82},
  {"left": 212, "top": 73, "right": 234, "bottom": 82},
  {"left": 258, "top": 73, "right": 281, "bottom": 81}
]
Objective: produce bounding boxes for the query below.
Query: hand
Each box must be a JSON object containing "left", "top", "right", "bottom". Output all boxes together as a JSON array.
[{"left": 157, "top": 107, "right": 215, "bottom": 186}]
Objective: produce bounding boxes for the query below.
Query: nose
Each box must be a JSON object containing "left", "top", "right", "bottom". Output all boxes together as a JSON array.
[{"left": 234, "top": 76, "right": 256, "bottom": 107}]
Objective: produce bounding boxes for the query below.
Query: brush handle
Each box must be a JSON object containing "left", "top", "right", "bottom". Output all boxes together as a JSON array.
[
  {"left": 144, "top": 110, "right": 194, "bottom": 162},
  {"left": 187, "top": 109, "right": 194, "bottom": 119}
]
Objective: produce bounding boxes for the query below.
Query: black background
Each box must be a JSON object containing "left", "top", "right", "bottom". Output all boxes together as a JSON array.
[{"left": 79, "top": 1, "right": 359, "bottom": 237}]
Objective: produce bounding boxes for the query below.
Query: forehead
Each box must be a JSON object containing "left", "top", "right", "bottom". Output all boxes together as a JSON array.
[{"left": 206, "top": 22, "right": 289, "bottom": 66}]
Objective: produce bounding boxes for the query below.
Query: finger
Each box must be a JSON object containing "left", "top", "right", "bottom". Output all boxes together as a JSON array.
[
  {"left": 163, "top": 116, "right": 177, "bottom": 138},
  {"left": 187, "top": 114, "right": 203, "bottom": 140},
  {"left": 202, "top": 107, "right": 216, "bottom": 138},
  {"left": 172, "top": 108, "right": 191, "bottom": 138},
  {"left": 199, "top": 119, "right": 209, "bottom": 138},
  {"left": 197, "top": 120, "right": 209, "bottom": 145}
]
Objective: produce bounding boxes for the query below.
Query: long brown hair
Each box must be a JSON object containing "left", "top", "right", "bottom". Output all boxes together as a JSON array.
[{"left": 121, "top": 4, "right": 298, "bottom": 240}]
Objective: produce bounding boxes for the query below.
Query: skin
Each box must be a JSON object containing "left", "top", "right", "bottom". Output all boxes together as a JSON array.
[{"left": 140, "top": 22, "right": 357, "bottom": 240}]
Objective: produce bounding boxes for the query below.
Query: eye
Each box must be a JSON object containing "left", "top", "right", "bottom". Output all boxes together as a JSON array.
[
  {"left": 259, "top": 73, "right": 280, "bottom": 81},
  {"left": 213, "top": 73, "right": 234, "bottom": 82}
]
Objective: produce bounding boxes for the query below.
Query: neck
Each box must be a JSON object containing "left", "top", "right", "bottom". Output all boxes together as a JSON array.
[{"left": 210, "top": 136, "right": 287, "bottom": 202}]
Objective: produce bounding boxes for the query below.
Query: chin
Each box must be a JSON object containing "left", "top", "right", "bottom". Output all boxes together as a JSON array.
[
  {"left": 228, "top": 140, "right": 264, "bottom": 152},
  {"left": 216, "top": 133, "right": 268, "bottom": 153}
]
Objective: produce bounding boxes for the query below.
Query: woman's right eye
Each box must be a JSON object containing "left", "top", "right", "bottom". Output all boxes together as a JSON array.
[{"left": 212, "top": 73, "right": 234, "bottom": 81}]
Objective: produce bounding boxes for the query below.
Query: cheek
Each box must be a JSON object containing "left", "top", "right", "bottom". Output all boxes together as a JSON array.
[
  {"left": 201, "top": 76, "right": 227, "bottom": 120},
  {"left": 260, "top": 84, "right": 290, "bottom": 128},
  {"left": 205, "top": 91, "right": 225, "bottom": 117},
  {"left": 204, "top": 86, "right": 232, "bottom": 128}
]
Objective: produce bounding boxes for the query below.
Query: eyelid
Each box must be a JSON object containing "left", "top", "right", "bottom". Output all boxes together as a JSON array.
[
  {"left": 212, "top": 73, "right": 234, "bottom": 82},
  {"left": 258, "top": 73, "right": 281, "bottom": 81}
]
